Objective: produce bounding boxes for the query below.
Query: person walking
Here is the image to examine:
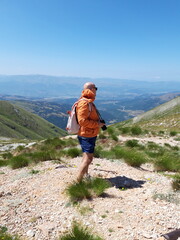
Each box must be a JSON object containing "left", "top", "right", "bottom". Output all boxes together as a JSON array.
[{"left": 76, "top": 82, "right": 105, "bottom": 182}]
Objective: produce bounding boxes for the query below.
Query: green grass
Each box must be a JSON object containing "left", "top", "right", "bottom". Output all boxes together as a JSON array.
[
  {"left": 65, "top": 148, "right": 81, "bottom": 158},
  {"left": 66, "top": 178, "right": 111, "bottom": 203},
  {"left": 0, "top": 159, "right": 9, "bottom": 167},
  {"left": 0, "top": 226, "right": 21, "bottom": 240},
  {"left": 112, "top": 146, "right": 147, "bottom": 167},
  {"left": 0, "top": 101, "right": 67, "bottom": 140},
  {"left": 154, "top": 152, "right": 180, "bottom": 172},
  {"left": 172, "top": 174, "right": 180, "bottom": 191},
  {"left": 170, "top": 131, "right": 178, "bottom": 136},
  {"left": 125, "top": 139, "right": 139, "bottom": 148},
  {"left": 9, "top": 155, "right": 29, "bottom": 169},
  {"left": 131, "top": 126, "right": 142, "bottom": 135},
  {"left": 58, "top": 222, "right": 103, "bottom": 240}
]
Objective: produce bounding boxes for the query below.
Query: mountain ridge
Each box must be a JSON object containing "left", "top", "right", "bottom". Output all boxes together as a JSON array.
[{"left": 0, "top": 101, "right": 67, "bottom": 140}]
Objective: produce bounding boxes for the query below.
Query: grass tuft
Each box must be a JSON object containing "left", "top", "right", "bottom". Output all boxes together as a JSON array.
[
  {"left": 172, "top": 174, "right": 180, "bottom": 191},
  {"left": 9, "top": 155, "right": 29, "bottom": 169},
  {"left": 58, "top": 222, "right": 103, "bottom": 240},
  {"left": 66, "top": 178, "right": 111, "bottom": 203},
  {"left": 0, "top": 226, "right": 21, "bottom": 240}
]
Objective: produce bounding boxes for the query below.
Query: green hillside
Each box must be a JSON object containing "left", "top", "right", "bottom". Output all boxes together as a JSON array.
[
  {"left": 0, "top": 101, "right": 67, "bottom": 140},
  {"left": 114, "top": 96, "right": 180, "bottom": 132}
]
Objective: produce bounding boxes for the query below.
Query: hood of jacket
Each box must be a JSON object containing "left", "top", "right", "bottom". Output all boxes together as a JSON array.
[{"left": 80, "top": 89, "right": 95, "bottom": 102}]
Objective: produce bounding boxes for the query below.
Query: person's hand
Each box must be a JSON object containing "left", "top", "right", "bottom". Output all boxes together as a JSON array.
[{"left": 99, "top": 122, "right": 105, "bottom": 128}]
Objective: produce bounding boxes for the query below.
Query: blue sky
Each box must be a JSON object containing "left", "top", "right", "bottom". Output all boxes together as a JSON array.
[{"left": 0, "top": 0, "right": 180, "bottom": 81}]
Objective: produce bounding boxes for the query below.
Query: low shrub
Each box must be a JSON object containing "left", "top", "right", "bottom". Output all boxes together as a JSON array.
[
  {"left": 107, "top": 127, "right": 114, "bottom": 135},
  {"left": 131, "top": 126, "right": 142, "bottom": 135},
  {"left": 159, "top": 130, "right": 165, "bottom": 135},
  {"left": 154, "top": 152, "right": 180, "bottom": 172},
  {"left": 120, "top": 127, "right": 131, "bottom": 134},
  {"left": 88, "top": 177, "right": 111, "bottom": 196},
  {"left": 29, "top": 150, "right": 59, "bottom": 163},
  {"left": 66, "top": 180, "right": 92, "bottom": 202},
  {"left": 43, "top": 137, "right": 66, "bottom": 149},
  {"left": 125, "top": 139, "right": 139, "bottom": 148},
  {"left": 170, "top": 131, "right": 178, "bottom": 136},
  {"left": 0, "top": 226, "right": 21, "bottom": 240},
  {"left": 2, "top": 152, "right": 13, "bottom": 160},
  {"left": 113, "top": 146, "right": 147, "bottom": 167},
  {"left": 9, "top": 155, "right": 29, "bottom": 169},
  {"left": 59, "top": 222, "right": 103, "bottom": 240},
  {"left": 147, "top": 142, "right": 161, "bottom": 150},
  {"left": 66, "top": 148, "right": 81, "bottom": 158},
  {"left": 98, "top": 133, "right": 107, "bottom": 139},
  {"left": 111, "top": 134, "right": 118, "bottom": 141},
  {"left": 66, "top": 178, "right": 110, "bottom": 203},
  {"left": 172, "top": 174, "right": 180, "bottom": 191},
  {"left": 0, "top": 159, "right": 9, "bottom": 167}
]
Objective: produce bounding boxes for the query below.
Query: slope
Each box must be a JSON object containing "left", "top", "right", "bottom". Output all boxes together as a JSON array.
[
  {"left": 114, "top": 96, "right": 180, "bottom": 131},
  {"left": 0, "top": 101, "right": 67, "bottom": 140}
]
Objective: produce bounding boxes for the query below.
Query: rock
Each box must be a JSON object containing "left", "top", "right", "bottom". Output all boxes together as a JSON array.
[{"left": 26, "top": 230, "right": 35, "bottom": 237}]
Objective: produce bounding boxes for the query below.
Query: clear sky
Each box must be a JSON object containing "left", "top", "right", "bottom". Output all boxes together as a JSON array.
[{"left": 0, "top": 0, "right": 180, "bottom": 81}]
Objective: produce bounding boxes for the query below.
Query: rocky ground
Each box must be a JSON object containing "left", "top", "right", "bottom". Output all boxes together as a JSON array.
[{"left": 0, "top": 136, "right": 180, "bottom": 240}]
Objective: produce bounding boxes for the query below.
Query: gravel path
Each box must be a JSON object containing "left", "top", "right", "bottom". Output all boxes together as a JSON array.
[{"left": 0, "top": 154, "right": 179, "bottom": 240}]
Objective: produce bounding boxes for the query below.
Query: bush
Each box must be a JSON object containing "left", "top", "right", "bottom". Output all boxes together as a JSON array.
[
  {"left": 2, "top": 152, "right": 13, "bottom": 160},
  {"left": 98, "top": 134, "right": 107, "bottom": 139},
  {"left": 9, "top": 155, "right": 29, "bottom": 169},
  {"left": 44, "top": 137, "right": 66, "bottom": 149},
  {"left": 159, "top": 130, "right": 165, "bottom": 135},
  {"left": 147, "top": 142, "right": 161, "bottom": 150},
  {"left": 111, "top": 134, "right": 118, "bottom": 141},
  {"left": 66, "top": 178, "right": 110, "bottom": 203},
  {"left": 0, "top": 226, "right": 21, "bottom": 240},
  {"left": 66, "top": 148, "right": 81, "bottom": 158},
  {"left": 131, "top": 126, "right": 142, "bottom": 135},
  {"left": 59, "top": 222, "right": 103, "bottom": 240},
  {"left": 113, "top": 146, "right": 147, "bottom": 167},
  {"left": 0, "top": 159, "right": 9, "bottom": 167},
  {"left": 107, "top": 127, "right": 114, "bottom": 135},
  {"left": 172, "top": 174, "right": 180, "bottom": 191},
  {"left": 120, "top": 127, "right": 131, "bottom": 134},
  {"left": 29, "top": 150, "right": 58, "bottom": 163},
  {"left": 154, "top": 153, "right": 180, "bottom": 172},
  {"left": 125, "top": 139, "right": 139, "bottom": 148},
  {"left": 170, "top": 131, "right": 178, "bottom": 136}
]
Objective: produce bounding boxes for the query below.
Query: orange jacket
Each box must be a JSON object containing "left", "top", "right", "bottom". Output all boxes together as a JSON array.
[{"left": 76, "top": 89, "right": 100, "bottom": 137}]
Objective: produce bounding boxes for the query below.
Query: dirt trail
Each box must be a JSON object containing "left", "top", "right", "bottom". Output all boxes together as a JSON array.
[{"left": 0, "top": 136, "right": 179, "bottom": 240}]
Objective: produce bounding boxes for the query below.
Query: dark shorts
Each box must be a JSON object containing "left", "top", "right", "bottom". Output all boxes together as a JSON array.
[{"left": 78, "top": 136, "right": 97, "bottom": 153}]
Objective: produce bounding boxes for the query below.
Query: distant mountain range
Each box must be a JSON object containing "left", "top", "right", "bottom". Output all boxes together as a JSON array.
[
  {"left": 0, "top": 92, "right": 179, "bottom": 130},
  {"left": 0, "top": 75, "right": 180, "bottom": 99},
  {"left": 0, "top": 101, "right": 67, "bottom": 140}
]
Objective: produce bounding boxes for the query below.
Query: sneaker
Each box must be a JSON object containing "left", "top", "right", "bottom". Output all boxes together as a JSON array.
[{"left": 84, "top": 173, "right": 92, "bottom": 180}]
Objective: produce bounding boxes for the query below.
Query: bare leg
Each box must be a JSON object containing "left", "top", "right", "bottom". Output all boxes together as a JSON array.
[{"left": 77, "top": 152, "right": 93, "bottom": 182}]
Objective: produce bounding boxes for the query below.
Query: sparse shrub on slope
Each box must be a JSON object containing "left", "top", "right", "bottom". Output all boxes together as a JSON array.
[
  {"left": 65, "top": 148, "right": 81, "bottom": 158},
  {"left": 154, "top": 152, "right": 180, "bottom": 172},
  {"left": 59, "top": 222, "right": 103, "bottom": 240},
  {"left": 172, "top": 174, "right": 180, "bottom": 191},
  {"left": 120, "top": 127, "right": 131, "bottom": 134},
  {"left": 0, "top": 159, "right": 9, "bottom": 167},
  {"left": 0, "top": 226, "right": 21, "bottom": 240},
  {"left": 131, "top": 126, "right": 142, "bottom": 135},
  {"left": 170, "top": 131, "right": 178, "bottom": 136},
  {"left": 66, "top": 178, "right": 111, "bottom": 203},
  {"left": 9, "top": 155, "right": 29, "bottom": 169},
  {"left": 113, "top": 146, "right": 147, "bottom": 167},
  {"left": 125, "top": 139, "right": 139, "bottom": 148}
]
